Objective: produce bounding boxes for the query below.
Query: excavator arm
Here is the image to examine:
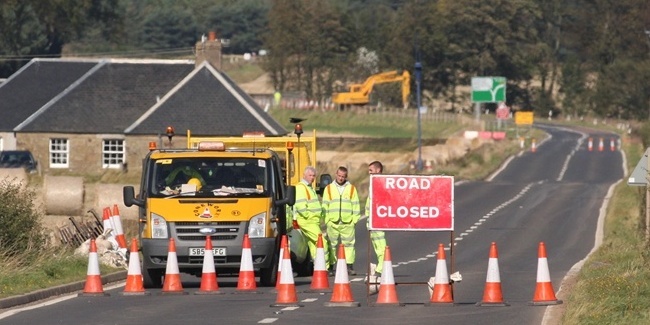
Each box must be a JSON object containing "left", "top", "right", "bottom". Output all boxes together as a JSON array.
[{"left": 332, "top": 70, "right": 410, "bottom": 109}]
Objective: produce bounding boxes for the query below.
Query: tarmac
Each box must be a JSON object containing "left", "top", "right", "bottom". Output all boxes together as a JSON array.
[{"left": 0, "top": 271, "right": 127, "bottom": 309}]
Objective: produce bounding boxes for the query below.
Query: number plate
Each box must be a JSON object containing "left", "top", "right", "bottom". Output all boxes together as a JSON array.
[{"left": 189, "top": 247, "right": 226, "bottom": 256}]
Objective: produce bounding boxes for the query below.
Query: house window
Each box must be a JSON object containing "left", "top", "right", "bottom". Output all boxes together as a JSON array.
[
  {"left": 103, "top": 139, "right": 125, "bottom": 169},
  {"left": 50, "top": 138, "right": 69, "bottom": 168}
]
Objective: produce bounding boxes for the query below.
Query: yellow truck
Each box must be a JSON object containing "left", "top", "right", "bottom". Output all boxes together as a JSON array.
[{"left": 123, "top": 127, "right": 328, "bottom": 288}]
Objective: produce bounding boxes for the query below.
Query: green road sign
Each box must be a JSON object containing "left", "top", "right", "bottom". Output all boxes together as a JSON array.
[{"left": 471, "top": 77, "right": 506, "bottom": 103}]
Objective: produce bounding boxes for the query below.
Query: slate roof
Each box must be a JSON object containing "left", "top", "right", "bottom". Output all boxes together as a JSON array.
[
  {"left": 0, "top": 59, "right": 96, "bottom": 131},
  {"left": 126, "top": 62, "right": 287, "bottom": 136},
  {"left": 17, "top": 59, "right": 195, "bottom": 134},
  {"left": 6, "top": 58, "right": 287, "bottom": 136}
]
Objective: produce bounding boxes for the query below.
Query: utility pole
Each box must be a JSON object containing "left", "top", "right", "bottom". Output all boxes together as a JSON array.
[{"left": 415, "top": 61, "right": 423, "bottom": 172}]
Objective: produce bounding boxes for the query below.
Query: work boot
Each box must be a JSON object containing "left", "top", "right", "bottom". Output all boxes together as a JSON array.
[{"left": 347, "top": 264, "right": 356, "bottom": 276}]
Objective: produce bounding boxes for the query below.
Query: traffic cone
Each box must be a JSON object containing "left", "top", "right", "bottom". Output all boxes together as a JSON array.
[
  {"left": 427, "top": 243, "right": 454, "bottom": 305},
  {"left": 477, "top": 242, "right": 508, "bottom": 306},
  {"left": 324, "top": 244, "right": 360, "bottom": 307},
  {"left": 111, "top": 205, "right": 128, "bottom": 249},
  {"left": 270, "top": 240, "right": 303, "bottom": 307},
  {"left": 121, "top": 238, "right": 149, "bottom": 295},
  {"left": 371, "top": 246, "right": 403, "bottom": 306},
  {"left": 610, "top": 138, "right": 615, "bottom": 151},
  {"left": 598, "top": 138, "right": 604, "bottom": 152},
  {"left": 79, "top": 239, "right": 109, "bottom": 296},
  {"left": 529, "top": 242, "right": 563, "bottom": 306},
  {"left": 275, "top": 235, "right": 287, "bottom": 291},
  {"left": 305, "top": 233, "right": 331, "bottom": 293},
  {"left": 588, "top": 137, "right": 593, "bottom": 151},
  {"left": 235, "top": 234, "right": 258, "bottom": 293},
  {"left": 196, "top": 236, "right": 223, "bottom": 295},
  {"left": 161, "top": 238, "right": 187, "bottom": 295},
  {"left": 531, "top": 138, "right": 537, "bottom": 152},
  {"left": 101, "top": 207, "right": 119, "bottom": 249}
]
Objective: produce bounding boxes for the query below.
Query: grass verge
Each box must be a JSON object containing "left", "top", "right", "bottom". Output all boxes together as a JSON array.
[{"left": 562, "top": 136, "right": 650, "bottom": 324}]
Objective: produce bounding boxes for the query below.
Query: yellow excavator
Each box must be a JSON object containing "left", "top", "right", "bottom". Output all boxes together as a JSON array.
[{"left": 332, "top": 70, "right": 411, "bottom": 109}]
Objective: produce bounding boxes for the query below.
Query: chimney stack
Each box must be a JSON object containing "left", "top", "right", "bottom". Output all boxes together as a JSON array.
[{"left": 196, "top": 31, "right": 222, "bottom": 70}]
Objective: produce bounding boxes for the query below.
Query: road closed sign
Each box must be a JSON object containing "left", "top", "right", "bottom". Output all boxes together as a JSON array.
[{"left": 368, "top": 175, "right": 454, "bottom": 231}]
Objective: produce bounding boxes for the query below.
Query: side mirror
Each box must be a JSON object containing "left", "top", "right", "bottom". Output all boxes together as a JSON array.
[
  {"left": 276, "top": 185, "right": 296, "bottom": 207},
  {"left": 317, "top": 174, "right": 332, "bottom": 195},
  {"left": 123, "top": 186, "right": 144, "bottom": 208}
]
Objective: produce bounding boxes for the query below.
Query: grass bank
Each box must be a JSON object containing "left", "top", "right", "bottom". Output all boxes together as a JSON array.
[{"left": 562, "top": 135, "right": 650, "bottom": 324}]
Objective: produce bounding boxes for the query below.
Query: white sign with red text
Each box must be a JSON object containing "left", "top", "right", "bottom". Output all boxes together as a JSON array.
[{"left": 368, "top": 175, "right": 454, "bottom": 231}]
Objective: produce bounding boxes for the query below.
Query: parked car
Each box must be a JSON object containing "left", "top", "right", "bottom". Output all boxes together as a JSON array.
[{"left": 0, "top": 150, "right": 38, "bottom": 173}]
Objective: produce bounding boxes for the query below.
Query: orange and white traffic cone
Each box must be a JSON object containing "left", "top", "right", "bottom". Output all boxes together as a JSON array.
[
  {"left": 531, "top": 138, "right": 537, "bottom": 153},
  {"left": 161, "top": 238, "right": 187, "bottom": 295},
  {"left": 372, "top": 246, "right": 402, "bottom": 306},
  {"left": 477, "top": 242, "right": 508, "bottom": 306},
  {"left": 324, "top": 244, "right": 360, "bottom": 307},
  {"left": 121, "top": 238, "right": 149, "bottom": 295},
  {"left": 111, "top": 205, "right": 128, "bottom": 249},
  {"left": 275, "top": 235, "right": 288, "bottom": 291},
  {"left": 610, "top": 138, "right": 616, "bottom": 151},
  {"left": 598, "top": 138, "right": 604, "bottom": 152},
  {"left": 588, "top": 137, "right": 593, "bottom": 151},
  {"left": 101, "top": 207, "right": 119, "bottom": 249},
  {"left": 270, "top": 240, "right": 303, "bottom": 307},
  {"left": 196, "top": 236, "right": 223, "bottom": 295},
  {"left": 306, "top": 233, "right": 331, "bottom": 293},
  {"left": 529, "top": 242, "right": 563, "bottom": 306},
  {"left": 79, "top": 239, "right": 109, "bottom": 296},
  {"left": 427, "top": 243, "right": 453, "bottom": 305},
  {"left": 235, "top": 234, "right": 258, "bottom": 293}
]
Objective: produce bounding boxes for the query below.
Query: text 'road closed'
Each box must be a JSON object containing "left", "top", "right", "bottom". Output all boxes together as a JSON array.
[{"left": 369, "top": 175, "right": 454, "bottom": 231}]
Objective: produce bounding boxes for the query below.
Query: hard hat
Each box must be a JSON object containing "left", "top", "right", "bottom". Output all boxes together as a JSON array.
[{"left": 187, "top": 178, "right": 202, "bottom": 191}]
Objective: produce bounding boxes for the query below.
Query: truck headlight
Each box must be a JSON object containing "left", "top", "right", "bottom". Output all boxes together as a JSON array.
[
  {"left": 151, "top": 213, "right": 168, "bottom": 239},
  {"left": 248, "top": 212, "right": 266, "bottom": 238}
]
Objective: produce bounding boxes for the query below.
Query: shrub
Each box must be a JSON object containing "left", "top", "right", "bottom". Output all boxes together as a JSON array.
[{"left": 0, "top": 178, "right": 44, "bottom": 254}]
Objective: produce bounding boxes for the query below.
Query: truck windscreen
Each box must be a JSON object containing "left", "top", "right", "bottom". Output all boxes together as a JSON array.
[{"left": 149, "top": 157, "right": 270, "bottom": 198}]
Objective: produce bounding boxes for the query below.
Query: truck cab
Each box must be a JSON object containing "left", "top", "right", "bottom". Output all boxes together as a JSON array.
[{"left": 124, "top": 129, "right": 323, "bottom": 288}]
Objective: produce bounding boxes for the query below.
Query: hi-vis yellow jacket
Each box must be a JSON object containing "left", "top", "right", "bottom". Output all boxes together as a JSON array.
[
  {"left": 322, "top": 182, "right": 360, "bottom": 224},
  {"left": 294, "top": 181, "right": 323, "bottom": 221}
]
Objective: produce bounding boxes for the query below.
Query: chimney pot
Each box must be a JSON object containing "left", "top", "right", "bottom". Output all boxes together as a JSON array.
[{"left": 208, "top": 31, "right": 217, "bottom": 41}]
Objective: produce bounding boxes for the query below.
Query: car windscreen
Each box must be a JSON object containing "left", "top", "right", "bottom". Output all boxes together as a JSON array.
[{"left": 148, "top": 157, "right": 271, "bottom": 198}]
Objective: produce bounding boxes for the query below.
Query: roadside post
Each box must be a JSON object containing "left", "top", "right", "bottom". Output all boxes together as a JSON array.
[{"left": 367, "top": 175, "right": 454, "bottom": 304}]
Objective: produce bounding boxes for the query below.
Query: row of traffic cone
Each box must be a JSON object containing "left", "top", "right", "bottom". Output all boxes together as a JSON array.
[
  {"left": 475, "top": 242, "right": 562, "bottom": 306},
  {"left": 80, "top": 230, "right": 560, "bottom": 306}
]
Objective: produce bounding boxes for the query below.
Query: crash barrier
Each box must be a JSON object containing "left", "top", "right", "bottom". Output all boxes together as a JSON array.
[
  {"left": 77, "top": 237, "right": 561, "bottom": 308},
  {"left": 60, "top": 205, "right": 128, "bottom": 256}
]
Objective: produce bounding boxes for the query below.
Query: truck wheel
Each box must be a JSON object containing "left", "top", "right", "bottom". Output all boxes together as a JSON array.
[
  {"left": 259, "top": 254, "right": 278, "bottom": 287},
  {"left": 143, "top": 267, "right": 164, "bottom": 288},
  {"left": 291, "top": 252, "right": 313, "bottom": 277}
]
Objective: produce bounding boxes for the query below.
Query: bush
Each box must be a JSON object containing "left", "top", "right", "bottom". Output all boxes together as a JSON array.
[{"left": 0, "top": 178, "right": 44, "bottom": 254}]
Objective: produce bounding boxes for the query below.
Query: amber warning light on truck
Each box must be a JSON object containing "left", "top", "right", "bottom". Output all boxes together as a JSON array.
[{"left": 369, "top": 175, "right": 454, "bottom": 231}]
